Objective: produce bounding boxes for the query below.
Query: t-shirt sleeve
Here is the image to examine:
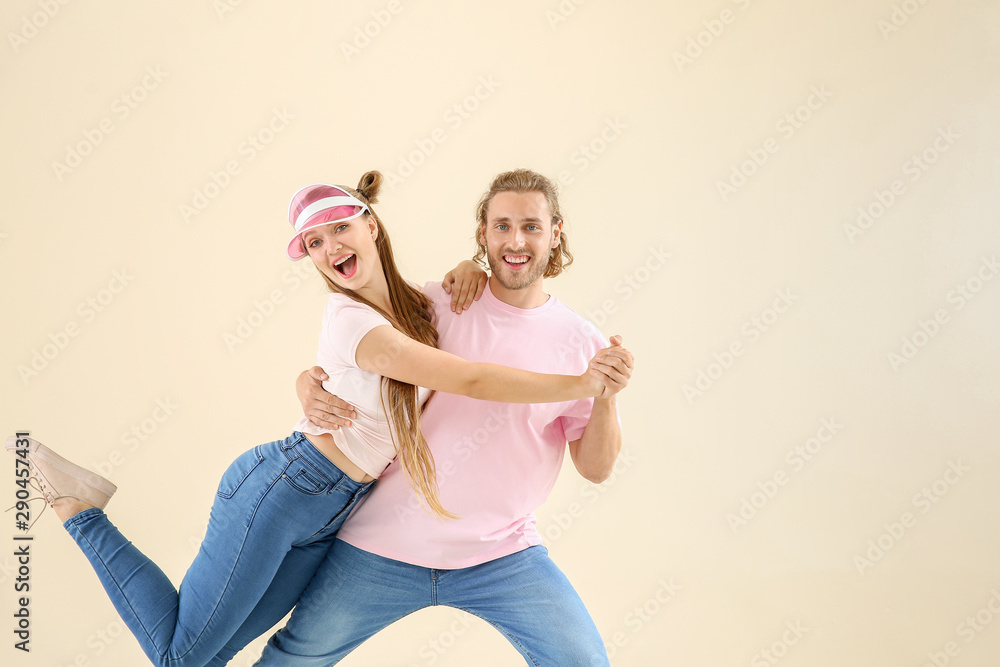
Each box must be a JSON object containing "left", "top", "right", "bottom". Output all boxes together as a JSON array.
[
  {"left": 559, "top": 396, "right": 624, "bottom": 442},
  {"left": 558, "top": 398, "right": 595, "bottom": 443},
  {"left": 322, "top": 295, "right": 393, "bottom": 369}
]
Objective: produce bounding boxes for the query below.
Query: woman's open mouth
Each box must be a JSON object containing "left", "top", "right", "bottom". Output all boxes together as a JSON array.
[{"left": 333, "top": 254, "right": 358, "bottom": 279}]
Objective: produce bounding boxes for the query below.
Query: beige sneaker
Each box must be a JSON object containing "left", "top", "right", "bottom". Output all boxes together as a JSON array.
[{"left": 6, "top": 435, "right": 117, "bottom": 509}]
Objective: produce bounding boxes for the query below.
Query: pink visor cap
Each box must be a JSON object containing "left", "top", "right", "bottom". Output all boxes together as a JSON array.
[{"left": 286, "top": 183, "right": 370, "bottom": 260}]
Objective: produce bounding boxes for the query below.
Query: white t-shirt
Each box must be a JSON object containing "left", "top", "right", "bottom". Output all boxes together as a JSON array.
[
  {"left": 337, "top": 281, "right": 608, "bottom": 568},
  {"left": 294, "top": 293, "right": 431, "bottom": 478}
]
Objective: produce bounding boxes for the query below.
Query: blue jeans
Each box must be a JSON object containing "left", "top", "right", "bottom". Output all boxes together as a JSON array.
[
  {"left": 64, "top": 432, "right": 374, "bottom": 667},
  {"left": 254, "top": 540, "right": 609, "bottom": 666}
]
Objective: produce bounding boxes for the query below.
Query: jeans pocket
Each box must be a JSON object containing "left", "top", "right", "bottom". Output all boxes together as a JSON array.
[
  {"left": 281, "top": 460, "right": 329, "bottom": 496},
  {"left": 217, "top": 446, "right": 264, "bottom": 499}
]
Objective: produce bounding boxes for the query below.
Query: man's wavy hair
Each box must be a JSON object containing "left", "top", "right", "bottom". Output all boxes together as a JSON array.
[{"left": 473, "top": 169, "right": 573, "bottom": 278}]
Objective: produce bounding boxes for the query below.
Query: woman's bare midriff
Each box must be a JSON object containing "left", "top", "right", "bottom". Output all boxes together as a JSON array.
[{"left": 303, "top": 433, "right": 375, "bottom": 484}]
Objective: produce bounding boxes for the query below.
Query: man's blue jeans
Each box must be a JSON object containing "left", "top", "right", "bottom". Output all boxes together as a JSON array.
[
  {"left": 254, "top": 540, "right": 610, "bottom": 666},
  {"left": 63, "top": 432, "right": 374, "bottom": 667}
]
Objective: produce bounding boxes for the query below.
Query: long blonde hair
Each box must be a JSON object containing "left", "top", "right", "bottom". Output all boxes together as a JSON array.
[{"left": 313, "top": 171, "right": 456, "bottom": 520}]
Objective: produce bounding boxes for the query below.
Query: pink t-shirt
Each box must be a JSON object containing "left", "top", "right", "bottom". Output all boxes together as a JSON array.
[
  {"left": 337, "top": 281, "right": 608, "bottom": 568},
  {"left": 294, "top": 293, "right": 431, "bottom": 479}
]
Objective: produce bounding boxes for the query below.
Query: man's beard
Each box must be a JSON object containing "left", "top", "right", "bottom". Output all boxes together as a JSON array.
[{"left": 486, "top": 247, "right": 550, "bottom": 290}]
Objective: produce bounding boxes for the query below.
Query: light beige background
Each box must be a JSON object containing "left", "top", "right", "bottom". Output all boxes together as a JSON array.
[{"left": 2, "top": 1, "right": 999, "bottom": 665}]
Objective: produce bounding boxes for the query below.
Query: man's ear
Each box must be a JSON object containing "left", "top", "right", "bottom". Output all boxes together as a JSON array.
[{"left": 550, "top": 219, "right": 563, "bottom": 249}]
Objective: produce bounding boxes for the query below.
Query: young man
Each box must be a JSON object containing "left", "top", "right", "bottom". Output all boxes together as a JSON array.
[{"left": 256, "top": 169, "right": 633, "bottom": 666}]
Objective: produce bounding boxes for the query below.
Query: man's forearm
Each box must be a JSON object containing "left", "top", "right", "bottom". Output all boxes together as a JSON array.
[{"left": 569, "top": 396, "right": 622, "bottom": 484}]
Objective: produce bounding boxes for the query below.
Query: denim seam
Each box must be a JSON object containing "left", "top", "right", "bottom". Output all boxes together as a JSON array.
[
  {"left": 284, "top": 468, "right": 327, "bottom": 496},
  {"left": 216, "top": 448, "right": 264, "bottom": 500},
  {"left": 288, "top": 435, "right": 354, "bottom": 490},
  {"left": 70, "top": 517, "right": 166, "bottom": 660},
  {"left": 303, "top": 487, "right": 361, "bottom": 541},
  {"left": 62, "top": 505, "right": 103, "bottom": 530},
  {"left": 171, "top": 468, "right": 286, "bottom": 662},
  {"left": 330, "top": 475, "right": 367, "bottom": 494},
  {"left": 295, "top": 452, "right": 334, "bottom": 488}
]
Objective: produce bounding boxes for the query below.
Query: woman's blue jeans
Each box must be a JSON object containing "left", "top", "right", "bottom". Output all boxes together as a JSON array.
[{"left": 63, "top": 432, "right": 374, "bottom": 667}]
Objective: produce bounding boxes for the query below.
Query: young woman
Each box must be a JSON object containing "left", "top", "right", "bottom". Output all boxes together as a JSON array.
[{"left": 6, "top": 170, "right": 615, "bottom": 667}]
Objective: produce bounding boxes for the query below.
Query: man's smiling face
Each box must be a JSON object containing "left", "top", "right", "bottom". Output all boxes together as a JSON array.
[{"left": 480, "top": 190, "right": 561, "bottom": 292}]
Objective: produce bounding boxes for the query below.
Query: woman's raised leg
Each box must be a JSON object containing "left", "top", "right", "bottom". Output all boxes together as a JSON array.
[{"left": 9, "top": 433, "right": 372, "bottom": 667}]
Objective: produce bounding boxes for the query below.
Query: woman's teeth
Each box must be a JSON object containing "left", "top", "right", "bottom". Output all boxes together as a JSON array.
[{"left": 334, "top": 254, "right": 357, "bottom": 276}]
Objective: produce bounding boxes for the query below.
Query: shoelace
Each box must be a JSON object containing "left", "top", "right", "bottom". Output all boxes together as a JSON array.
[{"left": 5, "top": 477, "right": 53, "bottom": 532}]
